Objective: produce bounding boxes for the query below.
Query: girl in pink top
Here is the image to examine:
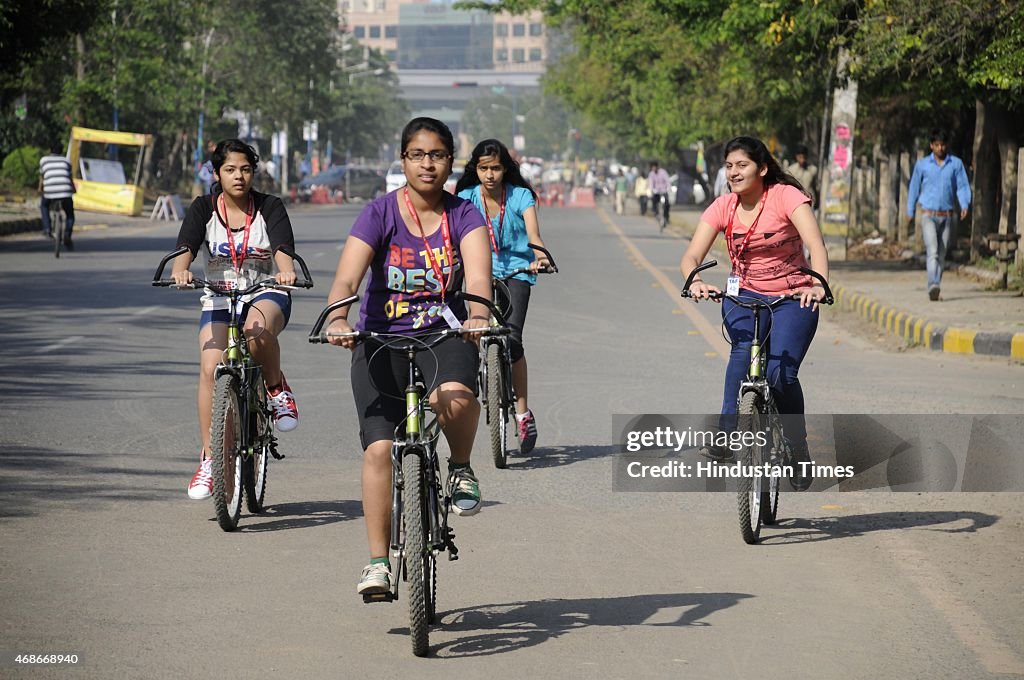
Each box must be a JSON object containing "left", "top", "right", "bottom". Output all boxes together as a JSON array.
[{"left": 680, "top": 136, "right": 829, "bottom": 489}]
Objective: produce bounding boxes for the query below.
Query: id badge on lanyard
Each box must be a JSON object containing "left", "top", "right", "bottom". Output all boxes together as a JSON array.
[
  {"left": 221, "top": 194, "right": 254, "bottom": 290},
  {"left": 402, "top": 188, "right": 456, "bottom": 326},
  {"left": 725, "top": 190, "right": 767, "bottom": 295}
]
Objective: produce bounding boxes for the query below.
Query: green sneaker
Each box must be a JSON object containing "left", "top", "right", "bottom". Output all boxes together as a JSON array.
[
  {"left": 449, "top": 466, "right": 482, "bottom": 516},
  {"left": 357, "top": 562, "right": 392, "bottom": 595}
]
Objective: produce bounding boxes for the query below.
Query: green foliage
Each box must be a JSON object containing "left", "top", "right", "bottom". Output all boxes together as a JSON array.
[{"left": 1, "top": 145, "right": 43, "bottom": 188}]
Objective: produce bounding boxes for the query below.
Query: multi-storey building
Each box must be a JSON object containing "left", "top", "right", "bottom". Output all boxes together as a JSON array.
[{"left": 338, "top": 0, "right": 547, "bottom": 148}]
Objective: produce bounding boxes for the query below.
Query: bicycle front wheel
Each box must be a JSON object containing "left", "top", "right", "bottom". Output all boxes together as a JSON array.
[
  {"left": 486, "top": 343, "right": 509, "bottom": 469},
  {"left": 737, "top": 391, "right": 767, "bottom": 544},
  {"left": 210, "top": 374, "right": 244, "bottom": 531},
  {"left": 403, "top": 451, "right": 431, "bottom": 657}
]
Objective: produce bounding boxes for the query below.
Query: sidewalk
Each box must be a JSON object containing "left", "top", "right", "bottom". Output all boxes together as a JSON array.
[
  {"left": 0, "top": 197, "right": 165, "bottom": 238},
  {"left": 664, "top": 205, "right": 1024, "bottom": 360}
]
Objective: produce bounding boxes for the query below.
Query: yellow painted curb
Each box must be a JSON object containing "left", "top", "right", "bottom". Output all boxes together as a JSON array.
[
  {"left": 943, "top": 328, "right": 977, "bottom": 354},
  {"left": 1011, "top": 335, "right": 1024, "bottom": 360}
]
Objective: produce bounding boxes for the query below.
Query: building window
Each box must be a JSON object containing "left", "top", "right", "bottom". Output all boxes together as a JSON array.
[
  {"left": 369, "top": 25, "right": 381, "bottom": 39},
  {"left": 386, "top": 49, "right": 397, "bottom": 62},
  {"left": 512, "top": 48, "right": 525, "bottom": 62},
  {"left": 529, "top": 23, "right": 543, "bottom": 36},
  {"left": 353, "top": 25, "right": 365, "bottom": 38},
  {"left": 496, "top": 48, "right": 508, "bottom": 62},
  {"left": 512, "top": 23, "right": 525, "bottom": 37},
  {"left": 385, "top": 25, "right": 397, "bottom": 38},
  {"left": 495, "top": 23, "right": 508, "bottom": 37},
  {"left": 529, "top": 48, "right": 542, "bottom": 62}
]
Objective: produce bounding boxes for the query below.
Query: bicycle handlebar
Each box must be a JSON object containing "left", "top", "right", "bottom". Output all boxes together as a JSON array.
[
  {"left": 151, "top": 245, "right": 315, "bottom": 293},
  {"left": 307, "top": 292, "right": 512, "bottom": 344},
  {"left": 680, "top": 259, "right": 834, "bottom": 306},
  {"left": 496, "top": 244, "right": 559, "bottom": 281}
]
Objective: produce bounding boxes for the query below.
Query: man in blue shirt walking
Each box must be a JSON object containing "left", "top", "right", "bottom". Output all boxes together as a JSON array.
[{"left": 906, "top": 130, "right": 972, "bottom": 301}]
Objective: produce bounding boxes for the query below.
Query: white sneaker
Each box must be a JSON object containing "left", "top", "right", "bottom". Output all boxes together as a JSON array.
[
  {"left": 187, "top": 458, "right": 213, "bottom": 500},
  {"left": 357, "top": 562, "right": 392, "bottom": 595},
  {"left": 268, "top": 374, "right": 298, "bottom": 432}
]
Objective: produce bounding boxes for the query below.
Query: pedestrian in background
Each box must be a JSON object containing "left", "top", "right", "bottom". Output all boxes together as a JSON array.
[
  {"left": 786, "top": 144, "right": 818, "bottom": 207},
  {"left": 38, "top": 142, "right": 76, "bottom": 250},
  {"left": 648, "top": 161, "right": 671, "bottom": 228},
  {"left": 713, "top": 164, "right": 730, "bottom": 198},
  {"left": 906, "top": 129, "right": 971, "bottom": 301},
  {"left": 634, "top": 171, "right": 649, "bottom": 216},
  {"left": 614, "top": 169, "right": 627, "bottom": 215}
]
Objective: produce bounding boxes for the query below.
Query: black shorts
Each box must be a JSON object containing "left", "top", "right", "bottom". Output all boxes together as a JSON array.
[
  {"left": 351, "top": 333, "right": 479, "bottom": 449},
  {"left": 500, "top": 278, "right": 532, "bottom": 363}
]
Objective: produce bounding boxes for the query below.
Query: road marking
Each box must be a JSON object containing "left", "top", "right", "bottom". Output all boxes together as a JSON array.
[
  {"left": 597, "top": 208, "right": 729, "bottom": 359},
  {"left": 37, "top": 336, "right": 84, "bottom": 353},
  {"left": 132, "top": 305, "right": 160, "bottom": 316}
]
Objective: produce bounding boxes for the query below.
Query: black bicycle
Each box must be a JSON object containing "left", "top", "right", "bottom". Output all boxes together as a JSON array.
[
  {"left": 310, "top": 293, "right": 508, "bottom": 657},
  {"left": 153, "top": 246, "right": 314, "bottom": 531},
  {"left": 480, "top": 244, "right": 558, "bottom": 469},
  {"left": 48, "top": 199, "right": 67, "bottom": 258},
  {"left": 682, "top": 260, "right": 833, "bottom": 544}
]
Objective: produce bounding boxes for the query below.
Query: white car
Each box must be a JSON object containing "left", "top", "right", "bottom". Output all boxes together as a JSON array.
[{"left": 385, "top": 160, "right": 406, "bottom": 194}]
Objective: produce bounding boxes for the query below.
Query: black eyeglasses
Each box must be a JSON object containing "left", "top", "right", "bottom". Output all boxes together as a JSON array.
[{"left": 402, "top": 149, "right": 451, "bottom": 163}]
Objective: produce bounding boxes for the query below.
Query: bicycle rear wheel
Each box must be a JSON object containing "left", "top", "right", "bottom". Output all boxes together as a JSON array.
[
  {"left": 210, "top": 374, "right": 244, "bottom": 531},
  {"left": 486, "top": 342, "right": 509, "bottom": 469},
  {"left": 737, "top": 391, "right": 767, "bottom": 544},
  {"left": 243, "top": 394, "right": 270, "bottom": 514},
  {"left": 760, "top": 407, "right": 783, "bottom": 525},
  {"left": 52, "top": 209, "right": 64, "bottom": 258},
  {"left": 403, "top": 451, "right": 431, "bottom": 657}
]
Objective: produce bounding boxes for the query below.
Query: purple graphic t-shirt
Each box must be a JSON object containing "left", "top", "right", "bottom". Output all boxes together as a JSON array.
[{"left": 348, "top": 192, "right": 486, "bottom": 334}]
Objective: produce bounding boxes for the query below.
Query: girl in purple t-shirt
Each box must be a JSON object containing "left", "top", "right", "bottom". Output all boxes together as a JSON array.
[
  {"left": 680, "top": 136, "right": 830, "bottom": 490},
  {"left": 323, "top": 118, "right": 492, "bottom": 597}
]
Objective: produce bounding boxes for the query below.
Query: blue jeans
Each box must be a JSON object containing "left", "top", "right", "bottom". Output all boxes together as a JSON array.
[
  {"left": 40, "top": 197, "right": 75, "bottom": 237},
  {"left": 720, "top": 291, "right": 819, "bottom": 445},
  {"left": 921, "top": 214, "right": 952, "bottom": 291}
]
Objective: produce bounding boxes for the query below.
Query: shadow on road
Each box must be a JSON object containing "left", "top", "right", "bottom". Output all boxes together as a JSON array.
[
  {"left": 389, "top": 591, "right": 752, "bottom": 657},
  {"left": 759, "top": 510, "right": 998, "bottom": 545},
  {"left": 239, "top": 498, "right": 363, "bottom": 532},
  {"left": 508, "top": 444, "right": 621, "bottom": 470}
]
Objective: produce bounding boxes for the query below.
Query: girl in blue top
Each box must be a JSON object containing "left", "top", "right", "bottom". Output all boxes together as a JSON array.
[{"left": 455, "top": 139, "right": 550, "bottom": 454}]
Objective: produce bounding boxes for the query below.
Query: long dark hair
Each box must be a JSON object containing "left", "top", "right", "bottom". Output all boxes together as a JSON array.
[
  {"left": 724, "top": 136, "right": 809, "bottom": 198},
  {"left": 400, "top": 117, "right": 455, "bottom": 157},
  {"left": 455, "top": 138, "right": 538, "bottom": 201}
]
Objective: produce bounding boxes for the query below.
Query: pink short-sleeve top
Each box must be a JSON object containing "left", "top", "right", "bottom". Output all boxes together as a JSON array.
[{"left": 699, "top": 183, "right": 813, "bottom": 295}]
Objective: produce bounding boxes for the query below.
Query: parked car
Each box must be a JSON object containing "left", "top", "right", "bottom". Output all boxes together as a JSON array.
[
  {"left": 444, "top": 166, "right": 464, "bottom": 194},
  {"left": 296, "top": 165, "right": 385, "bottom": 201},
  {"left": 385, "top": 160, "right": 406, "bottom": 194}
]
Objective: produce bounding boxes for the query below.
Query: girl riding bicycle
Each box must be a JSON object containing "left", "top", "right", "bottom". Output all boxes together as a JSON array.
[
  {"left": 679, "top": 136, "right": 829, "bottom": 489},
  {"left": 455, "top": 138, "right": 550, "bottom": 454},
  {"left": 324, "top": 118, "right": 492, "bottom": 596},
  {"left": 171, "top": 139, "right": 300, "bottom": 501}
]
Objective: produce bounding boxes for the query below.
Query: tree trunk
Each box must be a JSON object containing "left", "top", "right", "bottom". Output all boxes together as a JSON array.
[
  {"left": 74, "top": 33, "right": 86, "bottom": 125},
  {"left": 971, "top": 98, "right": 1000, "bottom": 261}
]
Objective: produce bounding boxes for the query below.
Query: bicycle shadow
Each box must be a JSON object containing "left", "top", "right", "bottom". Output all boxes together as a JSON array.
[
  {"left": 758, "top": 510, "right": 998, "bottom": 545},
  {"left": 507, "top": 444, "right": 621, "bottom": 470},
  {"left": 388, "top": 591, "right": 752, "bottom": 657},
  {"left": 238, "top": 498, "right": 363, "bottom": 532}
]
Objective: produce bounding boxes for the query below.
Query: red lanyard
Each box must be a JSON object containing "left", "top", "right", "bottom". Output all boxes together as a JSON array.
[
  {"left": 220, "top": 194, "right": 254, "bottom": 272},
  {"left": 725, "top": 189, "right": 768, "bottom": 274},
  {"left": 480, "top": 185, "right": 505, "bottom": 253},
  {"left": 402, "top": 188, "right": 453, "bottom": 301}
]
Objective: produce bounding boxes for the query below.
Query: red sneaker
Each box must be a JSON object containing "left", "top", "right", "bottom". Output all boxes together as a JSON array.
[
  {"left": 268, "top": 375, "right": 298, "bottom": 432},
  {"left": 187, "top": 458, "right": 213, "bottom": 500}
]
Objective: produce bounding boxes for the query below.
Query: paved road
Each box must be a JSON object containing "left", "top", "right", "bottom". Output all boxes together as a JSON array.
[{"left": 1, "top": 203, "right": 1021, "bottom": 679}]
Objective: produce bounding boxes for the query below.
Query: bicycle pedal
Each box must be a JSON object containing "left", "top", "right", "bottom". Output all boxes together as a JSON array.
[{"left": 362, "top": 591, "right": 396, "bottom": 604}]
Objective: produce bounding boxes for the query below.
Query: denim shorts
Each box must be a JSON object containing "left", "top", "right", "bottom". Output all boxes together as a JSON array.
[{"left": 198, "top": 291, "right": 292, "bottom": 328}]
